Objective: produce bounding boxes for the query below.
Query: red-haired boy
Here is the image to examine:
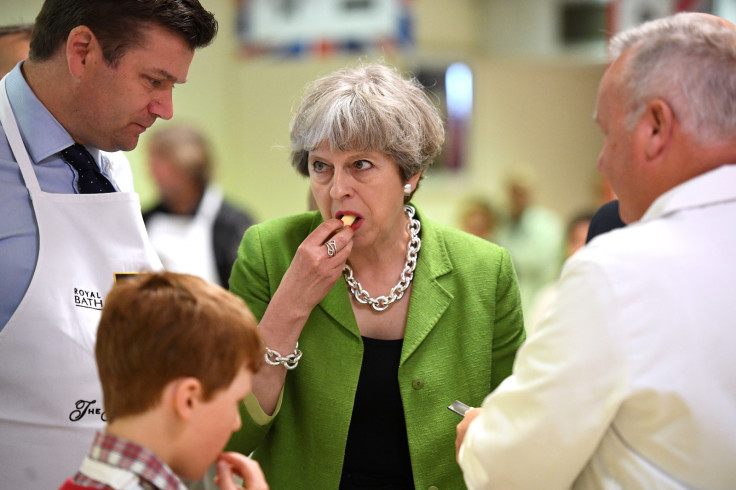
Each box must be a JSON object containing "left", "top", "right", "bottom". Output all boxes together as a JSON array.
[{"left": 59, "top": 272, "right": 268, "bottom": 490}]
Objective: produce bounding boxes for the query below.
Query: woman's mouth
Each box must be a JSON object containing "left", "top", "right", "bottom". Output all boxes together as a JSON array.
[{"left": 337, "top": 213, "right": 362, "bottom": 230}]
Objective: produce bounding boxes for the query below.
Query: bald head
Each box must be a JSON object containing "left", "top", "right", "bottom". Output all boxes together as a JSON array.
[{"left": 708, "top": 12, "right": 736, "bottom": 29}]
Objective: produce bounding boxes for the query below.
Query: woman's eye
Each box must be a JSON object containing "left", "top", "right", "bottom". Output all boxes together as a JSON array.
[
  {"left": 354, "top": 160, "right": 373, "bottom": 170},
  {"left": 312, "top": 161, "right": 327, "bottom": 172}
]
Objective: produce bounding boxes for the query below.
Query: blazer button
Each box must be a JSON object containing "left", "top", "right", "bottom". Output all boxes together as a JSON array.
[
  {"left": 428, "top": 486, "right": 439, "bottom": 490},
  {"left": 412, "top": 378, "right": 424, "bottom": 390}
]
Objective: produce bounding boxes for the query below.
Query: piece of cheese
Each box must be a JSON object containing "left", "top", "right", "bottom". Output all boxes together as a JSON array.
[{"left": 341, "top": 215, "right": 356, "bottom": 226}]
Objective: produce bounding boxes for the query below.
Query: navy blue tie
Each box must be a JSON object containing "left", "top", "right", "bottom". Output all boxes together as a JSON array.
[{"left": 60, "top": 143, "right": 116, "bottom": 194}]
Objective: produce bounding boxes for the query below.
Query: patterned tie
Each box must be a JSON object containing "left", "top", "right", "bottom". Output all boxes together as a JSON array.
[{"left": 60, "top": 143, "right": 116, "bottom": 193}]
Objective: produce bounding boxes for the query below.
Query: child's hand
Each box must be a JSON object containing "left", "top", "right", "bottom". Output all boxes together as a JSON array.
[{"left": 214, "top": 452, "right": 269, "bottom": 490}]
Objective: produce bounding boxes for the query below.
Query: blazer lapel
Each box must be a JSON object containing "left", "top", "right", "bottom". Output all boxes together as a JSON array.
[
  {"left": 401, "top": 211, "right": 453, "bottom": 364},
  {"left": 319, "top": 277, "right": 360, "bottom": 338}
]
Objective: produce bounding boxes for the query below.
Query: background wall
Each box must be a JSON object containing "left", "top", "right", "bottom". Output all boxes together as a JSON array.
[{"left": 2, "top": 0, "right": 607, "bottom": 227}]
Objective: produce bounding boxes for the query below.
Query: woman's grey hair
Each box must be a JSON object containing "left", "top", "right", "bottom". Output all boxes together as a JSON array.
[
  {"left": 289, "top": 63, "right": 445, "bottom": 189},
  {"left": 608, "top": 12, "right": 736, "bottom": 145}
]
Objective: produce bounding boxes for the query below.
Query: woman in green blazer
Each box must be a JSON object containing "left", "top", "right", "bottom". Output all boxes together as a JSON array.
[{"left": 227, "top": 63, "right": 525, "bottom": 490}]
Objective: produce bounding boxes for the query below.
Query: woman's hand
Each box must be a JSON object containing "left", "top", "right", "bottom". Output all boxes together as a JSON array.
[
  {"left": 214, "top": 452, "right": 269, "bottom": 490},
  {"left": 276, "top": 218, "right": 354, "bottom": 314}
]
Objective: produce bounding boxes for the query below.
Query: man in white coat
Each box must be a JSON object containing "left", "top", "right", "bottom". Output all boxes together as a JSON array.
[
  {"left": 0, "top": 1, "right": 217, "bottom": 488},
  {"left": 456, "top": 12, "right": 736, "bottom": 489}
]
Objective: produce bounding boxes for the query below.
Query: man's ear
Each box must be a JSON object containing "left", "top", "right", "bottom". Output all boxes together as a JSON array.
[
  {"left": 66, "top": 25, "right": 99, "bottom": 79},
  {"left": 171, "top": 377, "right": 204, "bottom": 422},
  {"left": 637, "top": 98, "right": 675, "bottom": 162}
]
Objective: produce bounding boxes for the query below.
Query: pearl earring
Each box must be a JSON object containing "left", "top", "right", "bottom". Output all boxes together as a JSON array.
[{"left": 403, "top": 184, "right": 412, "bottom": 196}]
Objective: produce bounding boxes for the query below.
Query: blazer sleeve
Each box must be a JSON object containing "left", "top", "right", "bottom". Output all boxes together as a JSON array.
[
  {"left": 229, "top": 224, "right": 271, "bottom": 321},
  {"left": 226, "top": 214, "right": 317, "bottom": 454},
  {"left": 227, "top": 224, "right": 280, "bottom": 454},
  {"left": 491, "top": 247, "right": 526, "bottom": 390}
]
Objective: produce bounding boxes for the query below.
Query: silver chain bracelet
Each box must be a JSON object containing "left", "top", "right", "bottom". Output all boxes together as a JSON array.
[{"left": 264, "top": 342, "right": 302, "bottom": 370}]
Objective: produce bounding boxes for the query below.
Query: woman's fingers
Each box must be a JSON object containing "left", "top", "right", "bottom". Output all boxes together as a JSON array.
[
  {"left": 296, "top": 219, "right": 353, "bottom": 271},
  {"left": 306, "top": 218, "right": 347, "bottom": 248},
  {"left": 275, "top": 219, "right": 353, "bottom": 310},
  {"left": 320, "top": 221, "right": 354, "bottom": 264}
]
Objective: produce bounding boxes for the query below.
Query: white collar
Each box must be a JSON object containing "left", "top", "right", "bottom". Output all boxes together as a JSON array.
[{"left": 641, "top": 164, "right": 736, "bottom": 222}]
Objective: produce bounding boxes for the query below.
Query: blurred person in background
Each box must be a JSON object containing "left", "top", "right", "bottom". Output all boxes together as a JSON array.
[
  {"left": 586, "top": 174, "right": 625, "bottom": 243},
  {"left": 586, "top": 199, "right": 626, "bottom": 243},
  {"left": 456, "top": 194, "right": 498, "bottom": 241},
  {"left": 494, "top": 164, "right": 564, "bottom": 317},
  {"left": 143, "top": 125, "right": 255, "bottom": 288},
  {"left": 0, "top": 24, "right": 32, "bottom": 76},
  {"left": 526, "top": 210, "right": 594, "bottom": 335}
]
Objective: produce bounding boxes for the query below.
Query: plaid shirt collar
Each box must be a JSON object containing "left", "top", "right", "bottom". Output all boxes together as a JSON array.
[{"left": 72, "top": 431, "right": 188, "bottom": 490}]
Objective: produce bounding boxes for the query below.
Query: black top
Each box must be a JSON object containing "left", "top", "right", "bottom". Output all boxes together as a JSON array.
[{"left": 340, "top": 337, "right": 414, "bottom": 489}]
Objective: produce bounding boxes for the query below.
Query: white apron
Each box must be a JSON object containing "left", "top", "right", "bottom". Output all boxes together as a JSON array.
[
  {"left": 0, "top": 78, "right": 162, "bottom": 489},
  {"left": 146, "top": 185, "right": 221, "bottom": 284}
]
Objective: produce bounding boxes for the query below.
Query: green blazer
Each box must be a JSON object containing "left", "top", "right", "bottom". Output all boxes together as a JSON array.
[{"left": 227, "top": 206, "right": 525, "bottom": 490}]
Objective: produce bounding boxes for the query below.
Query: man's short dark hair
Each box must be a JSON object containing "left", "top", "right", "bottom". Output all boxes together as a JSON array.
[{"left": 29, "top": 0, "right": 218, "bottom": 65}]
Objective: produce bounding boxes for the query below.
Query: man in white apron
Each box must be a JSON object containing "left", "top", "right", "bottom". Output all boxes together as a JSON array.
[
  {"left": 0, "top": 1, "right": 218, "bottom": 488},
  {"left": 143, "top": 125, "right": 255, "bottom": 288}
]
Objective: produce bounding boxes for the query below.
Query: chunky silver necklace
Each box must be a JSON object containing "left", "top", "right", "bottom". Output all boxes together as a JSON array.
[{"left": 343, "top": 205, "right": 421, "bottom": 312}]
